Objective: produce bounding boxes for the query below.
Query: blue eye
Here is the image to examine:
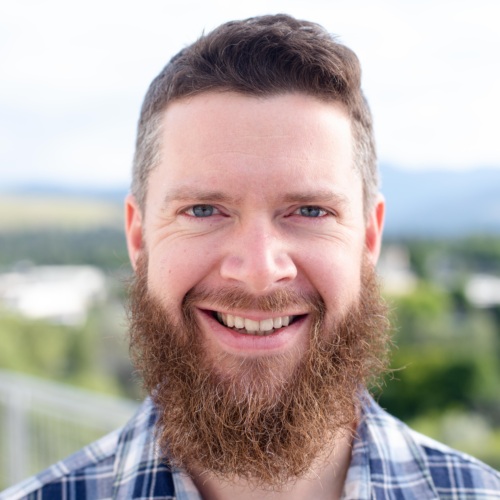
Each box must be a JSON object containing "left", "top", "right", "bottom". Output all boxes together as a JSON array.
[
  {"left": 298, "top": 206, "right": 326, "bottom": 217},
  {"left": 189, "top": 205, "right": 216, "bottom": 217}
]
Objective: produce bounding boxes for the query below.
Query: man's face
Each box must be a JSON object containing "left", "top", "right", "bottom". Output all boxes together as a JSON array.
[
  {"left": 126, "top": 92, "right": 384, "bottom": 374},
  {"left": 125, "top": 92, "right": 387, "bottom": 484}
]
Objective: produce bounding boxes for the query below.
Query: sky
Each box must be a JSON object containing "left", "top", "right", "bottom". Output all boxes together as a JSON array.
[{"left": 1, "top": 0, "right": 500, "bottom": 190}]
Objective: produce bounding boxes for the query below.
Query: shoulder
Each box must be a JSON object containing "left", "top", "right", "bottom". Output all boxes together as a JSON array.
[
  {"left": 0, "top": 398, "right": 176, "bottom": 500},
  {"left": 408, "top": 427, "right": 500, "bottom": 497},
  {"left": 0, "top": 428, "right": 120, "bottom": 499},
  {"left": 358, "top": 394, "right": 500, "bottom": 498}
]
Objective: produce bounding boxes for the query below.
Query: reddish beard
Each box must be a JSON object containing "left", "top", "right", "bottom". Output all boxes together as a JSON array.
[{"left": 128, "top": 254, "right": 390, "bottom": 488}]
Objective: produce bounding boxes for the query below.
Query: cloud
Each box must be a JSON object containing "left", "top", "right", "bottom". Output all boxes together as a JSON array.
[{"left": 1, "top": 0, "right": 499, "bottom": 188}]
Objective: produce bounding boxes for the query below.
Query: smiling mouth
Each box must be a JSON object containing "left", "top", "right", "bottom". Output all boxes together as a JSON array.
[{"left": 213, "top": 312, "right": 302, "bottom": 336}]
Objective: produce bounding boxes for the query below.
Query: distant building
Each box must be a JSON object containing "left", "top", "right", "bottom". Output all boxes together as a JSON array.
[
  {"left": 0, "top": 265, "right": 107, "bottom": 325},
  {"left": 465, "top": 274, "right": 500, "bottom": 308},
  {"left": 377, "top": 244, "right": 418, "bottom": 295}
]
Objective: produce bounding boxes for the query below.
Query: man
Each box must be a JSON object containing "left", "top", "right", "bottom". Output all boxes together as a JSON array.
[{"left": 3, "top": 14, "right": 500, "bottom": 500}]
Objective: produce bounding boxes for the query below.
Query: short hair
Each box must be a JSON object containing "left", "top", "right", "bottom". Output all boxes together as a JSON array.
[{"left": 132, "top": 14, "right": 378, "bottom": 218}]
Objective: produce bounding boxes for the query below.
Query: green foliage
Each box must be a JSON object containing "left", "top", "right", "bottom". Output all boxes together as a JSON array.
[
  {"left": 0, "top": 312, "right": 69, "bottom": 376},
  {"left": 378, "top": 239, "right": 500, "bottom": 468},
  {"left": 382, "top": 279, "right": 500, "bottom": 417},
  {"left": 394, "top": 236, "right": 500, "bottom": 279},
  {"left": 0, "top": 229, "right": 130, "bottom": 272},
  {"left": 1, "top": 226, "right": 500, "bottom": 468},
  {"left": 0, "top": 307, "right": 137, "bottom": 398},
  {"left": 381, "top": 349, "right": 490, "bottom": 420},
  {"left": 409, "top": 409, "right": 500, "bottom": 470},
  {"left": 390, "top": 283, "right": 451, "bottom": 343},
  {"left": 0, "top": 194, "right": 124, "bottom": 231}
]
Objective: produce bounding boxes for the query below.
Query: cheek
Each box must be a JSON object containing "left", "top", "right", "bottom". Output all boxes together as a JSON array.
[
  {"left": 146, "top": 241, "right": 219, "bottom": 306},
  {"left": 303, "top": 245, "right": 363, "bottom": 315}
]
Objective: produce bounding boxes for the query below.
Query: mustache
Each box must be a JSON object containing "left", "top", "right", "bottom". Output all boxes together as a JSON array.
[{"left": 183, "top": 286, "right": 326, "bottom": 316}]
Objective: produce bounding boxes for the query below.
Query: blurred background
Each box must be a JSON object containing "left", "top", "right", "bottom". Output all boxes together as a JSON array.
[{"left": 1, "top": 0, "right": 500, "bottom": 489}]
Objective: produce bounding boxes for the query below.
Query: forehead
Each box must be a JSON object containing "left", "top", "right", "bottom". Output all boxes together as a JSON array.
[
  {"left": 147, "top": 92, "right": 360, "bottom": 209},
  {"left": 160, "top": 91, "right": 352, "bottom": 157}
]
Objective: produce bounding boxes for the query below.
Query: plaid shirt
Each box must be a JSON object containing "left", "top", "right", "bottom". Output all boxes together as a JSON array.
[{"left": 2, "top": 393, "right": 500, "bottom": 499}]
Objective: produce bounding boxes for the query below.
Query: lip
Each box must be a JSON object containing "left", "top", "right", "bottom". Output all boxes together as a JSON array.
[
  {"left": 195, "top": 303, "right": 309, "bottom": 322},
  {"left": 196, "top": 308, "right": 310, "bottom": 355}
]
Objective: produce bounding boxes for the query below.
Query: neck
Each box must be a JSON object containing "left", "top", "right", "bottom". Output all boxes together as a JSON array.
[{"left": 190, "top": 427, "right": 354, "bottom": 500}]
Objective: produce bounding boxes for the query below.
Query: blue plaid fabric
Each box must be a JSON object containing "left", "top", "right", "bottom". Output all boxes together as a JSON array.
[{"left": 2, "top": 393, "right": 499, "bottom": 499}]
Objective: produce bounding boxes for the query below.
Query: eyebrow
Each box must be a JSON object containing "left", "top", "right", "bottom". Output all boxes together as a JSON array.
[
  {"left": 162, "top": 188, "right": 241, "bottom": 206},
  {"left": 282, "top": 189, "right": 349, "bottom": 206},
  {"left": 162, "top": 187, "right": 349, "bottom": 207}
]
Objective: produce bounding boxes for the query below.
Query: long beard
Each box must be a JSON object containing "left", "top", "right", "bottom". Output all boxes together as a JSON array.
[{"left": 128, "top": 255, "right": 390, "bottom": 488}]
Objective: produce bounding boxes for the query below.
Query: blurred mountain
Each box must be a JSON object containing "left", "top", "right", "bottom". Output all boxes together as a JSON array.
[
  {"left": 2, "top": 184, "right": 128, "bottom": 203},
  {"left": 380, "top": 165, "right": 500, "bottom": 237},
  {"left": 2, "top": 166, "right": 500, "bottom": 236}
]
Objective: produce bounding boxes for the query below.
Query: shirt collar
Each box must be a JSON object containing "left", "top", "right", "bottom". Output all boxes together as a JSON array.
[
  {"left": 342, "top": 393, "right": 439, "bottom": 499},
  {"left": 111, "top": 394, "right": 440, "bottom": 499}
]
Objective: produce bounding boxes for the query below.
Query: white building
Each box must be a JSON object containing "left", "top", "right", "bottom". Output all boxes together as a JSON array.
[
  {"left": 465, "top": 274, "right": 500, "bottom": 308},
  {"left": 377, "top": 244, "right": 418, "bottom": 296},
  {"left": 0, "top": 265, "right": 107, "bottom": 325}
]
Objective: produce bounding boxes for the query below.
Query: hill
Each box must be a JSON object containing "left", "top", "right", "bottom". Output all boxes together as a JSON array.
[
  {"left": 2, "top": 167, "right": 500, "bottom": 236},
  {"left": 0, "top": 191, "right": 124, "bottom": 231},
  {"left": 380, "top": 165, "right": 500, "bottom": 236}
]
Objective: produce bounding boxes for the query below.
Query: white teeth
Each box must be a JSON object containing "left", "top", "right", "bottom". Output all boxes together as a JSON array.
[
  {"left": 259, "top": 319, "right": 274, "bottom": 332},
  {"left": 216, "top": 313, "right": 294, "bottom": 334},
  {"left": 244, "top": 319, "right": 260, "bottom": 331},
  {"left": 234, "top": 316, "right": 245, "bottom": 329}
]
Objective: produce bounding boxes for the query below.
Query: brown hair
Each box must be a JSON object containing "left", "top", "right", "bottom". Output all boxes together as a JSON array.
[{"left": 132, "top": 14, "right": 378, "bottom": 218}]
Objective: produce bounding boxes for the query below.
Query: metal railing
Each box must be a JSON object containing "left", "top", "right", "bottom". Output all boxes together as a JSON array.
[{"left": 0, "top": 369, "right": 139, "bottom": 490}]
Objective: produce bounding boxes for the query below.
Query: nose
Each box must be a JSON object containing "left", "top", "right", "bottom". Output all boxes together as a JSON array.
[{"left": 219, "top": 217, "right": 297, "bottom": 293}]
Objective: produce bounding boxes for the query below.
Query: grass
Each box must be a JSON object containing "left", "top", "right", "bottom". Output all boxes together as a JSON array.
[{"left": 0, "top": 195, "right": 124, "bottom": 231}]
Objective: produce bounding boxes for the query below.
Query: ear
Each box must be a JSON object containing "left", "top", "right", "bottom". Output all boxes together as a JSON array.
[
  {"left": 125, "top": 194, "right": 144, "bottom": 272},
  {"left": 364, "top": 193, "right": 385, "bottom": 266}
]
